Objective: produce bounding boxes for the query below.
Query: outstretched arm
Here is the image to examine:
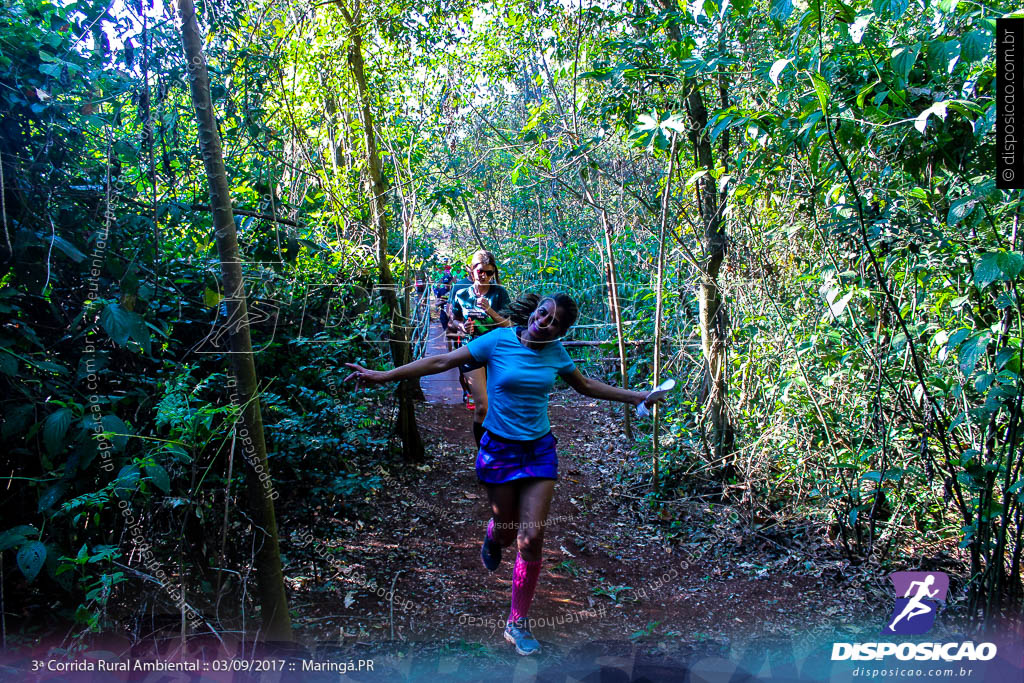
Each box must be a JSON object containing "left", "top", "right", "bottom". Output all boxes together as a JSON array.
[
  {"left": 561, "top": 369, "right": 658, "bottom": 407},
  {"left": 345, "top": 345, "right": 475, "bottom": 384}
]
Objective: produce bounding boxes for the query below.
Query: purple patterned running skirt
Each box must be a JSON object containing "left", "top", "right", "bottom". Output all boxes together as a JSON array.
[{"left": 476, "top": 430, "right": 558, "bottom": 484}]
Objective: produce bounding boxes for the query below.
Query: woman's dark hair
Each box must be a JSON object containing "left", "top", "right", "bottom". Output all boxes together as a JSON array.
[
  {"left": 507, "top": 293, "right": 541, "bottom": 326},
  {"left": 507, "top": 292, "right": 579, "bottom": 332},
  {"left": 550, "top": 293, "right": 579, "bottom": 329}
]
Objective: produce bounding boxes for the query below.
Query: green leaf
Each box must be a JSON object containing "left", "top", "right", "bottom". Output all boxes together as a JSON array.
[
  {"left": 0, "top": 526, "right": 37, "bottom": 552},
  {"left": 17, "top": 541, "right": 47, "bottom": 582},
  {"left": 113, "top": 465, "right": 140, "bottom": 499},
  {"left": 101, "top": 415, "right": 130, "bottom": 452},
  {"left": 99, "top": 303, "right": 149, "bottom": 353},
  {"left": 100, "top": 303, "right": 134, "bottom": 347},
  {"left": 130, "top": 317, "right": 151, "bottom": 354},
  {"left": 38, "top": 483, "right": 66, "bottom": 513},
  {"left": 709, "top": 114, "right": 734, "bottom": 142},
  {"left": 203, "top": 287, "right": 222, "bottom": 307},
  {"left": 957, "top": 472, "right": 977, "bottom": 488},
  {"left": 43, "top": 408, "right": 73, "bottom": 457},
  {"left": 162, "top": 444, "right": 191, "bottom": 462},
  {"left": 974, "top": 251, "right": 1024, "bottom": 288},
  {"left": 890, "top": 44, "right": 921, "bottom": 80},
  {"left": 3, "top": 404, "right": 33, "bottom": 440},
  {"left": 39, "top": 62, "right": 62, "bottom": 78},
  {"left": 872, "top": 0, "right": 907, "bottom": 19},
  {"left": 961, "top": 30, "right": 993, "bottom": 63},
  {"left": 975, "top": 372, "right": 995, "bottom": 393},
  {"left": 927, "top": 40, "right": 961, "bottom": 75},
  {"left": 947, "top": 197, "right": 977, "bottom": 226},
  {"left": 45, "top": 542, "right": 73, "bottom": 591},
  {"left": 113, "top": 139, "right": 136, "bottom": 157},
  {"left": 856, "top": 80, "right": 879, "bottom": 108},
  {"left": 661, "top": 113, "right": 688, "bottom": 134},
  {"left": 629, "top": 112, "right": 661, "bottom": 150},
  {"left": 960, "top": 449, "right": 979, "bottom": 466},
  {"left": 944, "top": 328, "right": 972, "bottom": 361},
  {"left": 0, "top": 352, "right": 17, "bottom": 377},
  {"left": 34, "top": 360, "right": 68, "bottom": 376},
  {"left": 958, "top": 332, "right": 991, "bottom": 376},
  {"left": 974, "top": 253, "right": 1002, "bottom": 289},
  {"left": 809, "top": 72, "right": 831, "bottom": 113},
  {"left": 145, "top": 464, "right": 170, "bottom": 494},
  {"left": 833, "top": 0, "right": 857, "bottom": 23},
  {"left": 999, "top": 251, "right": 1024, "bottom": 280},
  {"left": 0, "top": 534, "right": 22, "bottom": 553}
]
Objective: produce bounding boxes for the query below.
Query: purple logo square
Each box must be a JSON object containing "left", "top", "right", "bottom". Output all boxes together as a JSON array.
[{"left": 883, "top": 571, "right": 949, "bottom": 635}]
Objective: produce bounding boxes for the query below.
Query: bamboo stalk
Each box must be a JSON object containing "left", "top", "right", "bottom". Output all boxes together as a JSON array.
[{"left": 653, "top": 134, "right": 678, "bottom": 489}]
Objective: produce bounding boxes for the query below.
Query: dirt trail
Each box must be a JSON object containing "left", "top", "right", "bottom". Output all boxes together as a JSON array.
[{"left": 282, "top": 319, "right": 882, "bottom": 673}]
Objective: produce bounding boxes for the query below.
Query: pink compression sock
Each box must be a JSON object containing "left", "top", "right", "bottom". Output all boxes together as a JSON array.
[
  {"left": 508, "top": 554, "right": 542, "bottom": 623},
  {"left": 486, "top": 518, "right": 496, "bottom": 542}
]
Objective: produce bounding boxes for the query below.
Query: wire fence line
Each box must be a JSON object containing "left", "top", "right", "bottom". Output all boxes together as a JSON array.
[
  {"left": 408, "top": 287, "right": 433, "bottom": 361},
  {"left": 198, "top": 267, "right": 711, "bottom": 381}
]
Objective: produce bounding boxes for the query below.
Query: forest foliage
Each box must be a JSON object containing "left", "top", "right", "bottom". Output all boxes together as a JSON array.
[{"left": 0, "top": 0, "right": 1021, "bottom": 641}]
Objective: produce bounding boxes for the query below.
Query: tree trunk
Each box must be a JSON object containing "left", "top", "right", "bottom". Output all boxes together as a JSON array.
[
  {"left": 176, "top": 0, "right": 292, "bottom": 642},
  {"left": 652, "top": 135, "right": 678, "bottom": 487},
  {"left": 340, "top": 0, "right": 424, "bottom": 462},
  {"left": 659, "top": 0, "right": 733, "bottom": 460},
  {"left": 461, "top": 195, "right": 488, "bottom": 251},
  {"left": 689, "top": 86, "right": 732, "bottom": 460}
]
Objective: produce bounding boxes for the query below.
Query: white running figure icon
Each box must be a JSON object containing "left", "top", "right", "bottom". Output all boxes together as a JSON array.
[{"left": 888, "top": 574, "right": 939, "bottom": 631}]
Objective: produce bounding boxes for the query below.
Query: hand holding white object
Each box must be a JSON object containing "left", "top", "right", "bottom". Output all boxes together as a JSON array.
[{"left": 635, "top": 379, "right": 676, "bottom": 419}]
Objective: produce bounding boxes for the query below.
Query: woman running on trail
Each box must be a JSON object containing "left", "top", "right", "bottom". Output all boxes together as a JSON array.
[
  {"left": 451, "top": 250, "right": 512, "bottom": 445},
  {"left": 344, "top": 293, "right": 663, "bottom": 656}
]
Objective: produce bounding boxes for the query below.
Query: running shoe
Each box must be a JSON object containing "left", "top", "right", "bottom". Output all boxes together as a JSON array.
[
  {"left": 481, "top": 527, "right": 501, "bottom": 571},
  {"left": 504, "top": 618, "right": 540, "bottom": 656},
  {"left": 465, "top": 397, "right": 475, "bottom": 411}
]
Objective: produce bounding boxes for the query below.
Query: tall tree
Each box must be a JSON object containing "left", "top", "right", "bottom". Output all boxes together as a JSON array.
[
  {"left": 659, "top": 0, "right": 734, "bottom": 460},
  {"left": 336, "top": 0, "right": 424, "bottom": 462},
  {"left": 177, "top": 0, "right": 293, "bottom": 641}
]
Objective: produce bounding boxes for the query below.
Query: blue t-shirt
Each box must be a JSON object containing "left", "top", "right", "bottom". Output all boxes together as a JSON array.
[{"left": 466, "top": 327, "right": 576, "bottom": 440}]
